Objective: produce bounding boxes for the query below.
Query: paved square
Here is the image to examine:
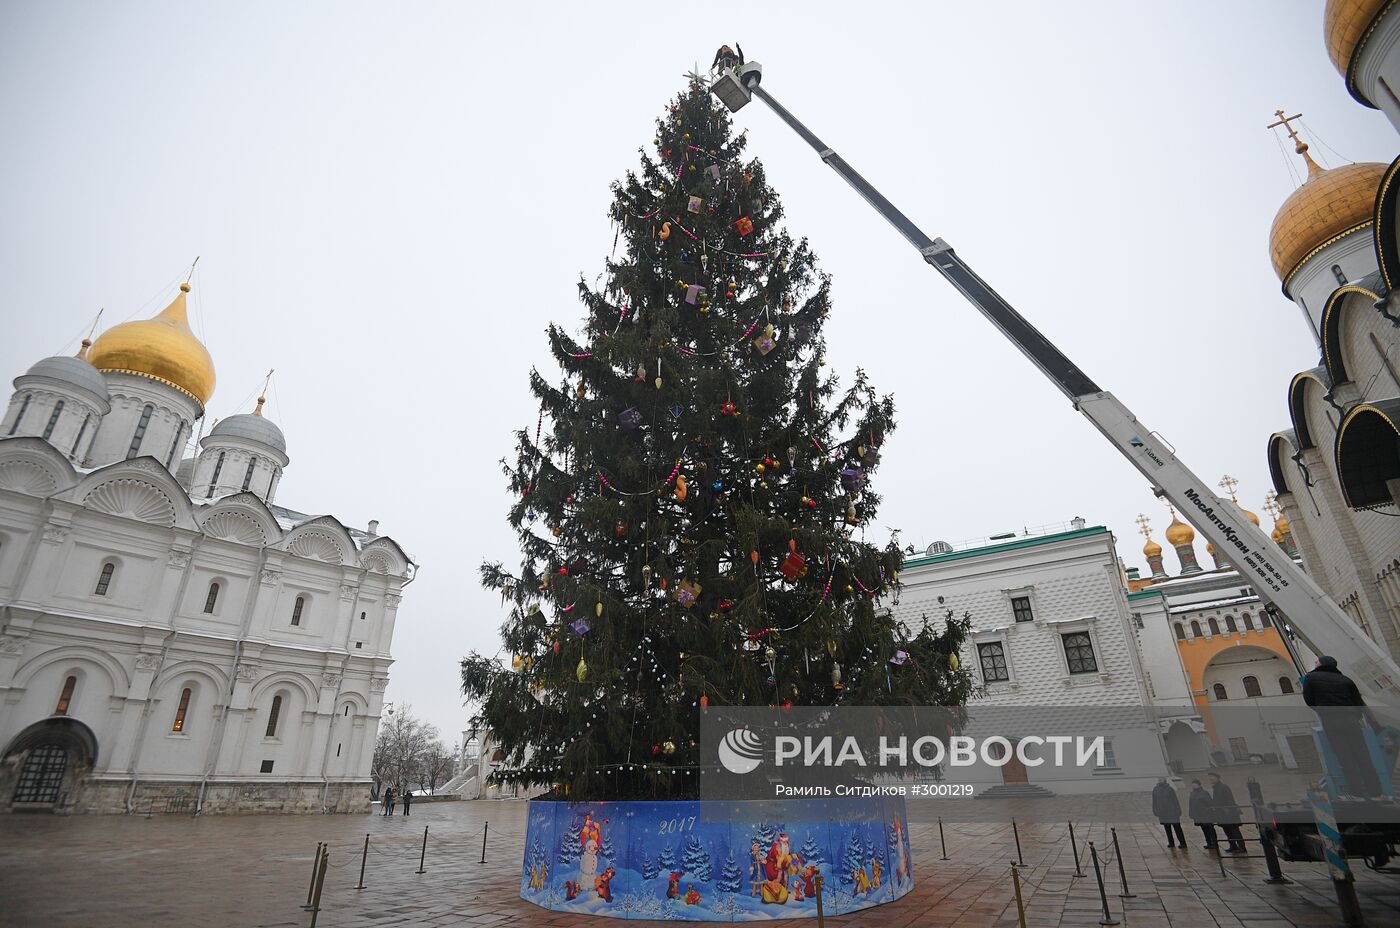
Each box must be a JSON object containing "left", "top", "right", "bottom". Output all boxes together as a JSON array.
[{"left": 1, "top": 801, "right": 1396, "bottom": 926}]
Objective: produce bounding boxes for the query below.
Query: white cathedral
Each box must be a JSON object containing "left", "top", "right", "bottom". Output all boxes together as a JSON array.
[{"left": 0, "top": 283, "right": 414, "bottom": 814}]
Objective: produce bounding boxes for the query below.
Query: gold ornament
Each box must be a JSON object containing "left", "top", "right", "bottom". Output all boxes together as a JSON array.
[
  {"left": 596, "top": 602, "right": 604, "bottom": 617},
  {"left": 949, "top": 653, "right": 960, "bottom": 671},
  {"left": 755, "top": 463, "right": 766, "bottom": 475},
  {"left": 576, "top": 656, "right": 588, "bottom": 682},
  {"left": 655, "top": 377, "right": 663, "bottom": 389},
  {"left": 663, "top": 740, "right": 676, "bottom": 755}
]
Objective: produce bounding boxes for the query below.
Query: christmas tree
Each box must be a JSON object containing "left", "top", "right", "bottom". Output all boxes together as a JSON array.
[
  {"left": 798, "top": 834, "right": 826, "bottom": 869},
  {"left": 557, "top": 816, "right": 582, "bottom": 865},
  {"left": 461, "top": 75, "right": 974, "bottom": 802},
  {"left": 641, "top": 845, "right": 660, "bottom": 881},
  {"left": 682, "top": 835, "right": 713, "bottom": 881},
  {"left": 658, "top": 842, "right": 678, "bottom": 872},
  {"left": 840, "top": 830, "right": 866, "bottom": 886},
  {"left": 716, "top": 851, "right": 743, "bottom": 893}
]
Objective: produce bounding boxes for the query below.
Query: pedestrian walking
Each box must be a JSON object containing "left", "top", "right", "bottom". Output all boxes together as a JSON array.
[
  {"left": 383, "top": 786, "right": 395, "bottom": 816},
  {"left": 1303, "top": 655, "right": 1382, "bottom": 799},
  {"left": 1152, "top": 777, "right": 1187, "bottom": 849},
  {"left": 1188, "top": 778, "right": 1217, "bottom": 850},
  {"left": 402, "top": 790, "right": 412, "bottom": 816},
  {"left": 1208, "top": 772, "right": 1246, "bottom": 852}
]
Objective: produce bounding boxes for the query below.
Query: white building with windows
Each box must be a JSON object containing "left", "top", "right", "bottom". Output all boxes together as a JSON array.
[
  {"left": 893, "top": 522, "right": 1168, "bottom": 796},
  {"left": 0, "top": 283, "right": 415, "bottom": 814}
]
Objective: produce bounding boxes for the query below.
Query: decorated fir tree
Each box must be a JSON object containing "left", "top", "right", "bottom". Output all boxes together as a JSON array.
[
  {"left": 681, "top": 835, "right": 713, "bottom": 881},
  {"left": 658, "top": 842, "right": 678, "bottom": 872},
  {"left": 717, "top": 851, "right": 743, "bottom": 893},
  {"left": 461, "top": 77, "right": 974, "bottom": 803},
  {"left": 798, "top": 834, "right": 826, "bottom": 869}
]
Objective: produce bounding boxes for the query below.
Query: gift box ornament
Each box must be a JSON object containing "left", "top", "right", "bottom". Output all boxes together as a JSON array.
[
  {"left": 752, "top": 323, "right": 776, "bottom": 356},
  {"left": 707, "top": 164, "right": 721, "bottom": 183},
  {"left": 674, "top": 579, "right": 702, "bottom": 607},
  {"left": 889, "top": 650, "right": 909, "bottom": 666},
  {"left": 619, "top": 407, "right": 643, "bottom": 429},
  {"left": 685, "top": 284, "right": 706, "bottom": 305},
  {"left": 687, "top": 195, "right": 703, "bottom": 214},
  {"left": 839, "top": 465, "right": 865, "bottom": 492},
  {"left": 780, "top": 551, "right": 807, "bottom": 580},
  {"left": 571, "top": 617, "right": 591, "bottom": 636},
  {"left": 733, "top": 215, "right": 754, "bottom": 237}
]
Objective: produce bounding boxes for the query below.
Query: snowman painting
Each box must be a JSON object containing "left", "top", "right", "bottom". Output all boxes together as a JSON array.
[{"left": 577, "top": 816, "right": 602, "bottom": 898}]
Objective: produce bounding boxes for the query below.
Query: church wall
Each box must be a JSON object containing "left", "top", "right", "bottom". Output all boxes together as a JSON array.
[
  {"left": 1290, "top": 233, "right": 1378, "bottom": 342},
  {"left": 85, "top": 376, "right": 197, "bottom": 469},
  {"left": 1354, "top": 9, "right": 1400, "bottom": 132},
  {"left": 1123, "top": 592, "right": 1193, "bottom": 703}
]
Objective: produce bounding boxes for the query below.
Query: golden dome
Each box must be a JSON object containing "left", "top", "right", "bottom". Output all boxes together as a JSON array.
[
  {"left": 1240, "top": 508, "right": 1261, "bottom": 527},
  {"left": 1206, "top": 541, "right": 1216, "bottom": 556},
  {"left": 1275, "top": 512, "right": 1291, "bottom": 533},
  {"left": 1143, "top": 538, "right": 1162, "bottom": 558},
  {"left": 1165, "top": 515, "right": 1195, "bottom": 546},
  {"left": 88, "top": 284, "right": 215, "bottom": 406},
  {"left": 1270, "top": 159, "right": 1386, "bottom": 287},
  {"left": 1271, "top": 526, "right": 1286, "bottom": 543},
  {"left": 1324, "top": 0, "right": 1392, "bottom": 78}
]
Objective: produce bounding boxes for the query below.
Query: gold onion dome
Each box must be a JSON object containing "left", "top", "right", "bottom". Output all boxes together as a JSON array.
[
  {"left": 1143, "top": 537, "right": 1162, "bottom": 558},
  {"left": 1275, "top": 512, "right": 1291, "bottom": 533},
  {"left": 1240, "top": 507, "right": 1261, "bottom": 527},
  {"left": 1269, "top": 155, "right": 1386, "bottom": 286},
  {"left": 1272, "top": 525, "right": 1286, "bottom": 543},
  {"left": 1324, "top": 0, "right": 1392, "bottom": 77},
  {"left": 1165, "top": 515, "right": 1195, "bottom": 546},
  {"left": 87, "top": 283, "right": 215, "bottom": 406}
]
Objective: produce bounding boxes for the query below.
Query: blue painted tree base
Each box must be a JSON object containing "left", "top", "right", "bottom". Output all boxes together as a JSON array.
[{"left": 520, "top": 795, "right": 914, "bottom": 921}]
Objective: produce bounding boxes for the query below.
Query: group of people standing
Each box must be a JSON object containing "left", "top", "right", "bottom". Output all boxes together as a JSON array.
[
  {"left": 379, "top": 786, "right": 413, "bottom": 816},
  {"left": 1151, "top": 772, "right": 1248, "bottom": 852}
]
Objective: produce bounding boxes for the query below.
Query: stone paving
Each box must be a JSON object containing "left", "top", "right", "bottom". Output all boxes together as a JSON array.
[{"left": 1, "top": 800, "right": 1397, "bottom": 927}]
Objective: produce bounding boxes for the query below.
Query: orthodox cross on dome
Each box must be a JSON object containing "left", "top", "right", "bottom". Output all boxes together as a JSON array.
[
  {"left": 1267, "top": 109, "right": 1323, "bottom": 177},
  {"left": 253, "top": 368, "right": 274, "bottom": 416},
  {"left": 76, "top": 308, "right": 104, "bottom": 360},
  {"left": 1263, "top": 490, "right": 1282, "bottom": 521},
  {"left": 1218, "top": 474, "right": 1240, "bottom": 503},
  {"left": 1134, "top": 513, "right": 1153, "bottom": 539}
]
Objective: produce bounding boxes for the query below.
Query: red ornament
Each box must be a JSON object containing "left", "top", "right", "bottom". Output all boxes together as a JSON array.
[
  {"left": 699, "top": 695, "right": 709, "bottom": 710},
  {"left": 750, "top": 550, "right": 760, "bottom": 565},
  {"left": 615, "top": 521, "right": 628, "bottom": 538},
  {"left": 651, "top": 744, "right": 661, "bottom": 756},
  {"left": 806, "top": 498, "right": 817, "bottom": 510},
  {"left": 780, "top": 552, "right": 807, "bottom": 581},
  {"left": 552, "top": 641, "right": 561, "bottom": 654},
  {"left": 733, "top": 216, "right": 754, "bottom": 237},
  {"left": 720, "top": 401, "right": 737, "bottom": 416},
  {"left": 719, "top": 600, "right": 734, "bottom": 613},
  {"left": 558, "top": 567, "right": 569, "bottom": 576}
]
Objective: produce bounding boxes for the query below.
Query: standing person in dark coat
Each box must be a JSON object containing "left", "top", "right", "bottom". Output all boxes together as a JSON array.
[
  {"left": 1303, "top": 655, "right": 1381, "bottom": 799},
  {"left": 402, "top": 790, "right": 412, "bottom": 816},
  {"left": 1188, "top": 779, "right": 1217, "bottom": 849},
  {"left": 1208, "top": 772, "right": 1246, "bottom": 852},
  {"left": 382, "top": 786, "right": 394, "bottom": 816},
  {"left": 1152, "top": 777, "right": 1187, "bottom": 848}
]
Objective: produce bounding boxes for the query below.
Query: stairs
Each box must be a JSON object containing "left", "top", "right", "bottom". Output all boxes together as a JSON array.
[{"left": 976, "top": 783, "right": 1057, "bottom": 800}]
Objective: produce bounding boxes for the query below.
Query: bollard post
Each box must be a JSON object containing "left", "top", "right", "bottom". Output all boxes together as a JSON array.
[
  {"left": 1257, "top": 824, "right": 1291, "bottom": 885},
  {"left": 355, "top": 833, "right": 369, "bottom": 890},
  {"left": 1012, "top": 818, "right": 1024, "bottom": 867},
  {"left": 938, "top": 816, "right": 949, "bottom": 860},
  {"left": 1088, "top": 841, "right": 1119, "bottom": 926},
  {"left": 1068, "top": 822, "right": 1086, "bottom": 877},
  {"left": 1110, "top": 827, "right": 1135, "bottom": 898},
  {"left": 1309, "top": 786, "right": 1365, "bottom": 927},
  {"left": 480, "top": 821, "right": 489, "bottom": 865},
  {"left": 416, "top": 825, "right": 428, "bottom": 875},
  {"left": 303, "top": 841, "right": 323, "bottom": 909},
  {"left": 814, "top": 874, "right": 825, "bottom": 927},
  {"left": 308, "top": 847, "right": 329, "bottom": 928},
  {"left": 1010, "top": 862, "right": 1027, "bottom": 928}
]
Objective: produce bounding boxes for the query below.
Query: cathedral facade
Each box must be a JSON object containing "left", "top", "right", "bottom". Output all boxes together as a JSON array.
[
  {"left": 1264, "top": 1, "right": 1400, "bottom": 667},
  {"left": 0, "top": 283, "right": 414, "bottom": 814}
]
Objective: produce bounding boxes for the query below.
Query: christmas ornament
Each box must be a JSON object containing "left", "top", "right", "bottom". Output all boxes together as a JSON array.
[
  {"left": 655, "top": 377, "right": 663, "bottom": 389},
  {"left": 720, "top": 400, "right": 737, "bottom": 416},
  {"left": 752, "top": 323, "right": 776, "bottom": 356},
  {"left": 742, "top": 637, "right": 760, "bottom": 651},
  {"left": 576, "top": 656, "right": 588, "bottom": 682},
  {"left": 651, "top": 744, "right": 661, "bottom": 756},
  {"left": 718, "top": 599, "right": 734, "bottom": 613},
  {"left": 619, "top": 407, "right": 643, "bottom": 429},
  {"left": 511, "top": 654, "right": 524, "bottom": 672},
  {"left": 839, "top": 466, "right": 865, "bottom": 492},
  {"left": 571, "top": 618, "right": 591, "bottom": 636},
  {"left": 805, "top": 497, "right": 817, "bottom": 509},
  {"left": 687, "top": 195, "right": 703, "bottom": 214},
  {"left": 733, "top": 216, "right": 754, "bottom": 237},
  {"left": 659, "top": 222, "right": 671, "bottom": 241},
  {"left": 755, "top": 463, "right": 766, "bottom": 475},
  {"left": 711, "top": 481, "right": 723, "bottom": 492},
  {"left": 707, "top": 164, "right": 721, "bottom": 183},
  {"left": 764, "top": 646, "right": 776, "bottom": 663},
  {"left": 558, "top": 566, "right": 569, "bottom": 576},
  {"left": 614, "top": 521, "right": 628, "bottom": 537},
  {"left": 750, "top": 549, "right": 760, "bottom": 565},
  {"left": 949, "top": 653, "right": 959, "bottom": 671},
  {"left": 595, "top": 602, "right": 604, "bottom": 617},
  {"left": 685, "top": 284, "right": 706, "bottom": 305},
  {"left": 780, "top": 551, "right": 807, "bottom": 580},
  {"left": 674, "top": 475, "right": 688, "bottom": 501},
  {"left": 674, "top": 579, "right": 701, "bottom": 608},
  {"left": 663, "top": 740, "right": 676, "bottom": 755},
  {"left": 552, "top": 640, "right": 560, "bottom": 654},
  {"left": 845, "top": 505, "right": 859, "bottom": 525},
  {"left": 832, "top": 662, "right": 843, "bottom": 689},
  {"left": 889, "top": 650, "right": 909, "bottom": 666},
  {"left": 699, "top": 695, "right": 709, "bottom": 710}
]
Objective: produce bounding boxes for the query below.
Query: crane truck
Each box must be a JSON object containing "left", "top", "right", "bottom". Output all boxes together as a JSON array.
[{"left": 708, "top": 56, "right": 1399, "bottom": 872}]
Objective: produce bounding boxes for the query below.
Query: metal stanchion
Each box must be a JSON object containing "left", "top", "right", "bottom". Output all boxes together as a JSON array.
[
  {"left": 416, "top": 825, "right": 428, "bottom": 875},
  {"left": 308, "top": 847, "right": 329, "bottom": 928},
  {"left": 1088, "top": 841, "right": 1119, "bottom": 926},
  {"left": 1068, "top": 822, "right": 1085, "bottom": 877},
  {"left": 303, "top": 841, "right": 324, "bottom": 909},
  {"left": 938, "top": 817, "right": 949, "bottom": 860},
  {"left": 814, "top": 874, "right": 825, "bottom": 927},
  {"left": 1012, "top": 818, "right": 1024, "bottom": 867},
  {"left": 1257, "top": 826, "right": 1291, "bottom": 885},
  {"left": 355, "top": 834, "right": 369, "bottom": 890},
  {"left": 1010, "top": 862, "right": 1027, "bottom": 928},
  {"left": 480, "top": 821, "right": 489, "bottom": 864},
  {"left": 1110, "top": 827, "right": 1135, "bottom": 898}
]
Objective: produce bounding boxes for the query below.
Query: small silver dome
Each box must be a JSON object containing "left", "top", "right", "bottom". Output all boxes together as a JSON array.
[
  {"left": 20, "top": 356, "right": 111, "bottom": 401},
  {"left": 208, "top": 413, "right": 287, "bottom": 454}
]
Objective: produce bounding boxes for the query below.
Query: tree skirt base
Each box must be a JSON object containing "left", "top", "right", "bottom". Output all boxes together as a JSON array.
[{"left": 519, "top": 795, "right": 914, "bottom": 921}]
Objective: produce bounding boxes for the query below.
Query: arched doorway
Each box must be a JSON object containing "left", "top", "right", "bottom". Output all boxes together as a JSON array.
[{"left": 2, "top": 717, "right": 98, "bottom": 813}]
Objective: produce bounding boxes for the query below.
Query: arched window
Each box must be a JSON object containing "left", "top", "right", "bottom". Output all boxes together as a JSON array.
[
  {"left": 207, "top": 452, "right": 225, "bottom": 496},
  {"left": 1242, "top": 612, "right": 1255, "bottom": 631},
  {"left": 1190, "top": 620, "right": 1203, "bottom": 638},
  {"left": 265, "top": 694, "right": 282, "bottom": 738},
  {"left": 1243, "top": 675, "right": 1262, "bottom": 697},
  {"left": 1332, "top": 263, "right": 1348, "bottom": 286},
  {"left": 54, "top": 675, "right": 77, "bottom": 715},
  {"left": 7, "top": 393, "right": 31, "bottom": 435},
  {"left": 1213, "top": 683, "right": 1228, "bottom": 700},
  {"left": 1225, "top": 615, "right": 1238, "bottom": 634},
  {"left": 41, "top": 400, "right": 64, "bottom": 440},
  {"left": 127, "top": 404, "right": 153, "bottom": 459},
  {"left": 291, "top": 595, "right": 306, "bottom": 627},
  {"left": 242, "top": 456, "right": 257, "bottom": 491},
  {"left": 172, "top": 687, "right": 192, "bottom": 732},
  {"left": 203, "top": 582, "right": 220, "bottom": 614},
  {"left": 343, "top": 705, "right": 351, "bottom": 716},
  {"left": 71, "top": 413, "right": 90, "bottom": 456},
  {"left": 165, "top": 423, "right": 185, "bottom": 468},
  {"left": 1173, "top": 623, "right": 1186, "bottom": 640},
  {"left": 1208, "top": 617, "right": 1221, "bottom": 636},
  {"left": 1278, "top": 676, "right": 1295, "bottom": 695},
  {"left": 94, "top": 562, "right": 115, "bottom": 596}
]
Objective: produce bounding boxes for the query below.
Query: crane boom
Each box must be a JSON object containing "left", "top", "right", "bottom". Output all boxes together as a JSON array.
[{"left": 711, "top": 62, "right": 1400, "bottom": 703}]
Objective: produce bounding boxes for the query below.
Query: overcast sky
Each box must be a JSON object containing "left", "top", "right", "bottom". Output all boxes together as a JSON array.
[{"left": 2, "top": 2, "right": 1395, "bottom": 742}]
